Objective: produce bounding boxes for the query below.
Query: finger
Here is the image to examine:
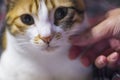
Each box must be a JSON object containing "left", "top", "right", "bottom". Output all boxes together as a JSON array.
[
  {"left": 109, "top": 38, "right": 120, "bottom": 50},
  {"left": 80, "top": 40, "right": 110, "bottom": 66},
  {"left": 95, "top": 48, "right": 115, "bottom": 69},
  {"left": 80, "top": 48, "right": 99, "bottom": 67},
  {"left": 69, "top": 46, "right": 84, "bottom": 60},
  {"left": 107, "top": 8, "right": 120, "bottom": 18},
  {"left": 70, "top": 18, "right": 117, "bottom": 46},
  {"left": 95, "top": 55, "right": 108, "bottom": 69},
  {"left": 107, "top": 52, "right": 119, "bottom": 68},
  {"left": 80, "top": 56, "right": 91, "bottom": 67},
  {"left": 117, "top": 56, "right": 120, "bottom": 68},
  {"left": 102, "top": 48, "right": 115, "bottom": 56}
]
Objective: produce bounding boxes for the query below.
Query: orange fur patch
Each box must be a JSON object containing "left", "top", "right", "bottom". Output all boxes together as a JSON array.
[{"left": 6, "top": 0, "right": 85, "bottom": 35}]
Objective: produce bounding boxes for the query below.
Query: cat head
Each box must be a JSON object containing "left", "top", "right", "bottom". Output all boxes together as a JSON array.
[{"left": 5, "top": 0, "right": 87, "bottom": 52}]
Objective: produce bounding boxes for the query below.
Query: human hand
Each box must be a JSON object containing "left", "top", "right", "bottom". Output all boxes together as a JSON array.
[{"left": 69, "top": 8, "right": 120, "bottom": 69}]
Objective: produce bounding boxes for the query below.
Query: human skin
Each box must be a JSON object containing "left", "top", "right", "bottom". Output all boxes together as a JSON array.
[{"left": 69, "top": 8, "right": 120, "bottom": 69}]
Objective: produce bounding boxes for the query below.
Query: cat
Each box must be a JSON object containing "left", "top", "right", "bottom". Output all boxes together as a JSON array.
[{"left": 0, "top": 0, "right": 92, "bottom": 80}]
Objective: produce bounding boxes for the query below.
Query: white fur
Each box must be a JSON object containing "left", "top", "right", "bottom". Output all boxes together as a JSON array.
[
  {"left": 37, "top": 0, "right": 52, "bottom": 37},
  {"left": 0, "top": 30, "right": 92, "bottom": 80},
  {"left": 0, "top": 1, "right": 92, "bottom": 80}
]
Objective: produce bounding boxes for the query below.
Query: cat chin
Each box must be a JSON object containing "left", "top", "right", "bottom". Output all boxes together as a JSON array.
[
  {"left": 42, "top": 46, "right": 60, "bottom": 52},
  {"left": 31, "top": 43, "right": 60, "bottom": 51},
  {"left": 36, "top": 44, "right": 60, "bottom": 52}
]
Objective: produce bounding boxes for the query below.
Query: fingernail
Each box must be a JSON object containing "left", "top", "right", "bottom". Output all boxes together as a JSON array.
[
  {"left": 109, "top": 52, "right": 119, "bottom": 62},
  {"left": 98, "top": 59, "right": 106, "bottom": 65},
  {"left": 97, "top": 58, "right": 107, "bottom": 68},
  {"left": 80, "top": 57, "right": 91, "bottom": 67}
]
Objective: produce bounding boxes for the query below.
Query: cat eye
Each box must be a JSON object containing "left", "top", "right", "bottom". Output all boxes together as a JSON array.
[
  {"left": 54, "top": 7, "right": 68, "bottom": 20},
  {"left": 20, "top": 14, "right": 34, "bottom": 25}
]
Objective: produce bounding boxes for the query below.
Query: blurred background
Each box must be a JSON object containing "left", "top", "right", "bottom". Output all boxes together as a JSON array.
[{"left": 0, "top": 0, "right": 119, "bottom": 80}]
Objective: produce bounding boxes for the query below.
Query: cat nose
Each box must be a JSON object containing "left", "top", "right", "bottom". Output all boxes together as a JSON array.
[{"left": 41, "top": 36, "right": 53, "bottom": 44}]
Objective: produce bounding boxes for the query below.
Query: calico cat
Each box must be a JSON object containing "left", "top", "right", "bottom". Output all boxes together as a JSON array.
[{"left": 0, "top": 0, "right": 92, "bottom": 80}]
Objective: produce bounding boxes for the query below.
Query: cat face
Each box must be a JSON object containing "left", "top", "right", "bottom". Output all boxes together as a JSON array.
[{"left": 6, "top": 0, "right": 86, "bottom": 51}]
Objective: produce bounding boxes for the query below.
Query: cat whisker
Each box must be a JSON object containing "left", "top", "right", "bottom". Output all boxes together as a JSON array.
[
  {"left": 17, "top": 41, "right": 28, "bottom": 43},
  {"left": 17, "top": 42, "right": 30, "bottom": 46},
  {"left": 16, "top": 39, "right": 28, "bottom": 42},
  {"left": 16, "top": 38, "right": 27, "bottom": 40}
]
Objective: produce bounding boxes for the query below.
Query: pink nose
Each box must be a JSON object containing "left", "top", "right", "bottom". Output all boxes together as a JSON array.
[{"left": 41, "top": 36, "right": 52, "bottom": 44}]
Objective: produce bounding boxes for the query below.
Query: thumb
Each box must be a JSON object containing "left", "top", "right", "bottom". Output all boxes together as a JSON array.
[{"left": 70, "top": 17, "right": 117, "bottom": 46}]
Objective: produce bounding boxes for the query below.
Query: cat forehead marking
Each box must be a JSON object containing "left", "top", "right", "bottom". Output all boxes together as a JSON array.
[{"left": 38, "top": 0, "right": 48, "bottom": 21}]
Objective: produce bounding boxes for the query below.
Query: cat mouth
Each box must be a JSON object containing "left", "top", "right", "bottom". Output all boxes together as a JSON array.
[{"left": 44, "top": 45, "right": 59, "bottom": 51}]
